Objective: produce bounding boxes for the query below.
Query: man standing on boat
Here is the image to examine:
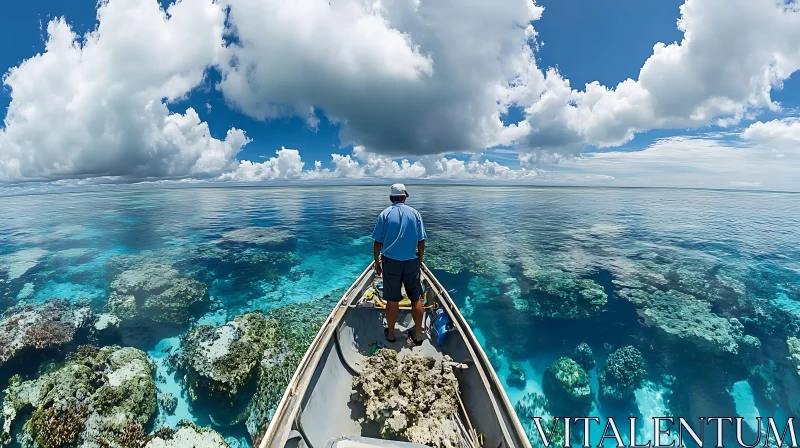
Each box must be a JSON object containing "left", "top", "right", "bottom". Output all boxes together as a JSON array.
[{"left": 372, "top": 183, "right": 427, "bottom": 345}]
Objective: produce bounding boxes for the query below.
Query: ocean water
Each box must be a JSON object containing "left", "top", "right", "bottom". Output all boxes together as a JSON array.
[{"left": 0, "top": 185, "right": 799, "bottom": 446}]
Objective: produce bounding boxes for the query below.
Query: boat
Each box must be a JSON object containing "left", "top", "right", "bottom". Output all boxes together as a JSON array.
[{"left": 257, "top": 262, "right": 531, "bottom": 448}]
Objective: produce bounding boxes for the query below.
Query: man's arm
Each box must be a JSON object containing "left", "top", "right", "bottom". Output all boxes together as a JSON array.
[
  {"left": 372, "top": 212, "right": 385, "bottom": 276},
  {"left": 416, "top": 212, "right": 426, "bottom": 263},
  {"left": 374, "top": 241, "right": 383, "bottom": 275}
]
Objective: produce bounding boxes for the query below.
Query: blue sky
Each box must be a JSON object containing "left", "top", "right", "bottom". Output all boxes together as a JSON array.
[{"left": 0, "top": 0, "right": 799, "bottom": 190}]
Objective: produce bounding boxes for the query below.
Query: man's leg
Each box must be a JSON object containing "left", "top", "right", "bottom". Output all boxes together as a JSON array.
[
  {"left": 386, "top": 301, "right": 400, "bottom": 340},
  {"left": 403, "top": 259, "right": 425, "bottom": 342},
  {"left": 382, "top": 258, "right": 403, "bottom": 340},
  {"left": 411, "top": 297, "right": 424, "bottom": 341}
]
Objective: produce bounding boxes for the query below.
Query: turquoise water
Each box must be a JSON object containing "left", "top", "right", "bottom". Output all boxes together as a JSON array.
[{"left": 1, "top": 185, "right": 799, "bottom": 446}]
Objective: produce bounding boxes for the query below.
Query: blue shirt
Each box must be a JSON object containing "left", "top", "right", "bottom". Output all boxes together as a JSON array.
[{"left": 372, "top": 202, "right": 427, "bottom": 261}]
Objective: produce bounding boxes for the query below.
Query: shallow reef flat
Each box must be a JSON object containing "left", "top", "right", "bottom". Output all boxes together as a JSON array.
[{"left": 0, "top": 186, "right": 797, "bottom": 446}]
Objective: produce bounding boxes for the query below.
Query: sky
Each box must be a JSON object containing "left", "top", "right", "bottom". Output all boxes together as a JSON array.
[{"left": 0, "top": 0, "right": 799, "bottom": 191}]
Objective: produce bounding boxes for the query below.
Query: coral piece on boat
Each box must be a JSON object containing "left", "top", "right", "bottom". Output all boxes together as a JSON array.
[
  {"left": 541, "top": 357, "right": 592, "bottom": 415},
  {"left": 572, "top": 342, "right": 595, "bottom": 371},
  {"left": 107, "top": 265, "right": 208, "bottom": 325},
  {"left": 352, "top": 349, "right": 461, "bottom": 448},
  {"left": 0, "top": 298, "right": 93, "bottom": 368},
  {"left": 617, "top": 288, "right": 747, "bottom": 355},
  {"left": 1, "top": 345, "right": 157, "bottom": 447},
  {"left": 507, "top": 361, "right": 527, "bottom": 389},
  {"left": 145, "top": 422, "right": 228, "bottom": 448},
  {"left": 598, "top": 346, "right": 645, "bottom": 403}
]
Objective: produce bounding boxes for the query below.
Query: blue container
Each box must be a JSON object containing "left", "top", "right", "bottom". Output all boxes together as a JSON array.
[{"left": 432, "top": 309, "right": 451, "bottom": 345}]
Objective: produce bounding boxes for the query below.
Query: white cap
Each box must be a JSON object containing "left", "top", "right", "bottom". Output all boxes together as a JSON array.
[{"left": 390, "top": 183, "right": 409, "bottom": 197}]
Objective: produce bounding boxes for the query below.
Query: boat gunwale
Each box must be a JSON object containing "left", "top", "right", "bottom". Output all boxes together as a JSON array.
[{"left": 256, "top": 262, "right": 531, "bottom": 448}]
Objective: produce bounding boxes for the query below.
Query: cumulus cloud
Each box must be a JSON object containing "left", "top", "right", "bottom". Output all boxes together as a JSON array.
[
  {"left": 219, "top": 145, "right": 541, "bottom": 182},
  {"left": 219, "top": 0, "right": 800, "bottom": 160},
  {"left": 0, "top": 0, "right": 247, "bottom": 181},
  {"left": 218, "top": 0, "right": 543, "bottom": 156},
  {"left": 742, "top": 118, "right": 800, "bottom": 151},
  {"left": 220, "top": 147, "right": 305, "bottom": 181},
  {"left": 521, "top": 0, "right": 800, "bottom": 155}
]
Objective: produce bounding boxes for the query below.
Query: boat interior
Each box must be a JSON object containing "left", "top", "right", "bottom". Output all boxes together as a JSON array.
[{"left": 261, "top": 264, "right": 529, "bottom": 448}]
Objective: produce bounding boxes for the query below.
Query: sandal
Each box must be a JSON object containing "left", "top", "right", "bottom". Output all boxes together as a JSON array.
[
  {"left": 384, "top": 328, "right": 397, "bottom": 343},
  {"left": 406, "top": 330, "right": 423, "bottom": 346}
]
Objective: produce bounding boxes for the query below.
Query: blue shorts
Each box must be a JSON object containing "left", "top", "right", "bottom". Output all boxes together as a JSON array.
[{"left": 382, "top": 257, "right": 423, "bottom": 303}]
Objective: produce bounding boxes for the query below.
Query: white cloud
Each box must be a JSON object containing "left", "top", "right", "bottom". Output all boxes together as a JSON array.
[
  {"left": 555, "top": 134, "right": 800, "bottom": 191},
  {"left": 521, "top": 0, "right": 800, "bottom": 155},
  {"left": 0, "top": 0, "right": 246, "bottom": 181},
  {"left": 306, "top": 146, "right": 541, "bottom": 181},
  {"left": 221, "top": 147, "right": 305, "bottom": 181},
  {"left": 742, "top": 118, "right": 800, "bottom": 151},
  {"left": 218, "top": 0, "right": 543, "bottom": 156},
  {"left": 219, "top": 0, "right": 800, "bottom": 160},
  {"left": 213, "top": 145, "right": 542, "bottom": 182}
]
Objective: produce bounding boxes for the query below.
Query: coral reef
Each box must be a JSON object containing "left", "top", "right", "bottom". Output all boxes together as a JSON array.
[
  {"left": 0, "top": 249, "right": 46, "bottom": 283},
  {"left": 180, "top": 312, "right": 277, "bottom": 425},
  {"left": 514, "top": 393, "right": 565, "bottom": 448},
  {"left": 1, "top": 345, "right": 157, "bottom": 447},
  {"left": 0, "top": 299, "right": 93, "bottom": 368},
  {"left": 93, "top": 314, "right": 121, "bottom": 334},
  {"left": 158, "top": 393, "right": 177, "bottom": 415},
  {"left": 609, "top": 252, "right": 745, "bottom": 309},
  {"left": 187, "top": 245, "right": 301, "bottom": 286},
  {"left": 789, "top": 337, "right": 800, "bottom": 376},
  {"left": 748, "top": 361, "right": 779, "bottom": 412},
  {"left": 217, "top": 227, "right": 296, "bottom": 249},
  {"left": 518, "top": 267, "right": 607, "bottom": 319},
  {"left": 244, "top": 300, "right": 330, "bottom": 440},
  {"left": 352, "top": 349, "right": 461, "bottom": 447},
  {"left": 464, "top": 275, "right": 524, "bottom": 318},
  {"left": 107, "top": 265, "right": 208, "bottom": 325},
  {"left": 598, "top": 346, "right": 646, "bottom": 403},
  {"left": 617, "top": 288, "right": 748, "bottom": 355},
  {"left": 244, "top": 338, "right": 299, "bottom": 441},
  {"left": 572, "top": 343, "right": 595, "bottom": 371},
  {"left": 145, "top": 422, "right": 228, "bottom": 448},
  {"left": 507, "top": 361, "right": 527, "bottom": 389},
  {"left": 423, "top": 230, "right": 503, "bottom": 276},
  {"left": 541, "top": 357, "right": 592, "bottom": 416},
  {"left": 171, "top": 299, "right": 329, "bottom": 438},
  {"left": 268, "top": 300, "right": 330, "bottom": 347}
]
